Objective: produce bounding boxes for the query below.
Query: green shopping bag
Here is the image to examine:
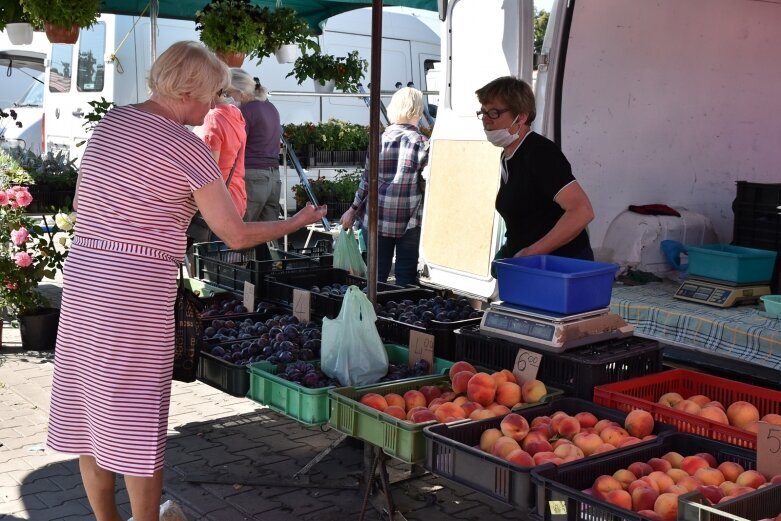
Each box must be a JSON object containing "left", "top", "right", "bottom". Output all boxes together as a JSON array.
[{"left": 334, "top": 228, "right": 367, "bottom": 278}]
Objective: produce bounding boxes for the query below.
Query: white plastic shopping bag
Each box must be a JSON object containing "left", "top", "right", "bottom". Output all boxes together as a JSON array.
[
  {"left": 333, "top": 228, "right": 367, "bottom": 278},
  {"left": 321, "top": 286, "right": 388, "bottom": 386}
]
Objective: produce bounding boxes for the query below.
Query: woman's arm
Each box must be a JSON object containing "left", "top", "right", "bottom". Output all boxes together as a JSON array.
[{"left": 515, "top": 181, "right": 594, "bottom": 256}]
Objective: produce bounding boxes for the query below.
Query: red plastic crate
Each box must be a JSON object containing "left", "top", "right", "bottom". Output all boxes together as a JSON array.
[{"left": 593, "top": 368, "right": 781, "bottom": 448}]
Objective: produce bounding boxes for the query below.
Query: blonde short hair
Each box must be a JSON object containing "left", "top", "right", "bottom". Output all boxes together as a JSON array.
[
  {"left": 387, "top": 87, "right": 424, "bottom": 124},
  {"left": 230, "top": 68, "right": 268, "bottom": 102},
  {"left": 148, "top": 41, "right": 229, "bottom": 104}
]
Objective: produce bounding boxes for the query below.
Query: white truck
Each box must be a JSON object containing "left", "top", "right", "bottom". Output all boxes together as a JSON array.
[
  {"left": 40, "top": 8, "right": 440, "bottom": 161},
  {"left": 420, "top": 0, "right": 781, "bottom": 298}
]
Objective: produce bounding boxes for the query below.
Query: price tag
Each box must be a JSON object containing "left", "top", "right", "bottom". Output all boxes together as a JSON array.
[
  {"left": 243, "top": 281, "right": 255, "bottom": 312},
  {"left": 292, "top": 289, "right": 311, "bottom": 323},
  {"left": 512, "top": 348, "right": 542, "bottom": 385},
  {"left": 548, "top": 501, "right": 567, "bottom": 515},
  {"left": 757, "top": 421, "right": 781, "bottom": 479},
  {"left": 408, "top": 331, "right": 435, "bottom": 373}
]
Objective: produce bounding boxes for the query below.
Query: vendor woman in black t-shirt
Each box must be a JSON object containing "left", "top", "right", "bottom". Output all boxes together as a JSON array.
[{"left": 476, "top": 76, "right": 595, "bottom": 260}]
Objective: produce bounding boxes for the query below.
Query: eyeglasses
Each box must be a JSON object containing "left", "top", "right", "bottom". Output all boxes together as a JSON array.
[
  {"left": 476, "top": 108, "right": 512, "bottom": 120},
  {"left": 216, "top": 89, "right": 225, "bottom": 97}
]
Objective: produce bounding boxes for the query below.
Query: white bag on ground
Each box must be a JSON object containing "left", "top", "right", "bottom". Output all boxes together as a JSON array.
[{"left": 321, "top": 286, "right": 388, "bottom": 386}]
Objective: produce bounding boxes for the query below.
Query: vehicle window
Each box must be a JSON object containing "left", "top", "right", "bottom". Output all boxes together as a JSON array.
[
  {"left": 16, "top": 79, "right": 44, "bottom": 107},
  {"left": 77, "top": 22, "right": 106, "bottom": 92},
  {"left": 49, "top": 44, "right": 73, "bottom": 93}
]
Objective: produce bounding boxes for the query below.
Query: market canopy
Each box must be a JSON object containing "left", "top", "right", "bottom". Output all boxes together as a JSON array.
[{"left": 99, "top": 0, "right": 438, "bottom": 30}]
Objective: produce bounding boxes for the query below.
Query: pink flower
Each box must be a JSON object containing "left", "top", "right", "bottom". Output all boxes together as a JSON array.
[
  {"left": 14, "top": 252, "right": 32, "bottom": 267},
  {"left": 4, "top": 282, "right": 18, "bottom": 290},
  {"left": 14, "top": 189, "right": 33, "bottom": 207},
  {"left": 0, "top": 192, "right": 8, "bottom": 205},
  {"left": 10, "top": 227, "right": 29, "bottom": 246},
  {"left": 5, "top": 188, "right": 14, "bottom": 199}
]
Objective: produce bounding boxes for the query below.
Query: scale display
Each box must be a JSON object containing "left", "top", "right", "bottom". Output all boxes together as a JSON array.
[
  {"left": 482, "top": 311, "right": 555, "bottom": 341},
  {"left": 674, "top": 278, "right": 770, "bottom": 308}
]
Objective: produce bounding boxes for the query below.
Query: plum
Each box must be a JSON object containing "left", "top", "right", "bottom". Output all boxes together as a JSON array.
[{"left": 210, "top": 346, "right": 226, "bottom": 357}]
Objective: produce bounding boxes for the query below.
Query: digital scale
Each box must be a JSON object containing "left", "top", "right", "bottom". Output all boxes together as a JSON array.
[
  {"left": 479, "top": 302, "right": 634, "bottom": 353},
  {"left": 673, "top": 276, "right": 771, "bottom": 308}
]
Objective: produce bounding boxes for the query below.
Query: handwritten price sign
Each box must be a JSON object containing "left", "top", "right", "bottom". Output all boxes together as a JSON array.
[
  {"left": 408, "top": 331, "right": 434, "bottom": 372},
  {"left": 512, "top": 348, "right": 542, "bottom": 385},
  {"left": 292, "top": 289, "right": 311, "bottom": 323},
  {"left": 757, "top": 421, "right": 781, "bottom": 479},
  {"left": 243, "top": 281, "right": 255, "bottom": 313}
]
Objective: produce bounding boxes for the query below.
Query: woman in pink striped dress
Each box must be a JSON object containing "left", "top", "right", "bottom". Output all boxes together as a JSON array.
[{"left": 46, "top": 41, "right": 326, "bottom": 521}]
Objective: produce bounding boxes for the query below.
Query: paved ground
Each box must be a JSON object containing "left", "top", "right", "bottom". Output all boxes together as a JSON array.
[{"left": 0, "top": 277, "right": 529, "bottom": 521}]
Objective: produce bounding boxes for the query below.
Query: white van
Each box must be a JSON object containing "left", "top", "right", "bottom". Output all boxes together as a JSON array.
[{"left": 41, "top": 8, "right": 440, "bottom": 161}]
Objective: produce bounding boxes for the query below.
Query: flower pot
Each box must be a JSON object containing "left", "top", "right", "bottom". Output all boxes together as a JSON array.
[
  {"left": 313, "top": 79, "right": 336, "bottom": 93},
  {"left": 215, "top": 50, "right": 245, "bottom": 67},
  {"left": 19, "top": 307, "right": 60, "bottom": 351},
  {"left": 6, "top": 23, "right": 34, "bottom": 45},
  {"left": 275, "top": 44, "right": 299, "bottom": 64},
  {"left": 44, "top": 23, "right": 80, "bottom": 44}
]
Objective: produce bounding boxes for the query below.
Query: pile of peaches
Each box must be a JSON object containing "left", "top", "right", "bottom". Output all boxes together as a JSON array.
[
  {"left": 478, "top": 407, "right": 656, "bottom": 466},
  {"left": 657, "top": 392, "right": 781, "bottom": 432},
  {"left": 588, "top": 451, "right": 781, "bottom": 521},
  {"left": 358, "top": 361, "right": 549, "bottom": 424}
]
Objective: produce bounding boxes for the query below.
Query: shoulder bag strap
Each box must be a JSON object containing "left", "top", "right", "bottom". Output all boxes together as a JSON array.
[{"left": 224, "top": 155, "right": 239, "bottom": 188}]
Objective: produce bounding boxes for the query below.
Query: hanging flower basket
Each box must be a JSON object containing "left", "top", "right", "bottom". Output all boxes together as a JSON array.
[
  {"left": 275, "top": 43, "right": 299, "bottom": 64},
  {"left": 6, "top": 23, "right": 34, "bottom": 45},
  {"left": 215, "top": 50, "right": 246, "bottom": 67},
  {"left": 313, "top": 79, "right": 335, "bottom": 93},
  {"left": 44, "top": 23, "right": 79, "bottom": 44}
]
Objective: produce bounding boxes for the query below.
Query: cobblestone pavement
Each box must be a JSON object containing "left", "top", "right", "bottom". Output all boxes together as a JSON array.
[{"left": 0, "top": 277, "right": 530, "bottom": 521}]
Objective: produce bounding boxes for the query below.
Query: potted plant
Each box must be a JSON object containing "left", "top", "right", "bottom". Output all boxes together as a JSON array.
[
  {"left": 4, "top": 148, "right": 78, "bottom": 212},
  {"left": 286, "top": 50, "right": 368, "bottom": 93},
  {"left": 291, "top": 169, "right": 361, "bottom": 219},
  {"left": 20, "top": 0, "right": 100, "bottom": 44},
  {"left": 0, "top": 1, "right": 43, "bottom": 45},
  {"left": 195, "top": 0, "right": 267, "bottom": 67},
  {"left": 283, "top": 119, "right": 370, "bottom": 167},
  {"left": 261, "top": 7, "right": 316, "bottom": 64}
]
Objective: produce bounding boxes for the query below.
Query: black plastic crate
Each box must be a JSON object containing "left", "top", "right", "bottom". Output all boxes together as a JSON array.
[
  {"left": 679, "top": 484, "right": 781, "bottom": 521},
  {"left": 264, "top": 267, "right": 407, "bottom": 318},
  {"left": 454, "top": 326, "right": 664, "bottom": 400},
  {"left": 375, "top": 290, "right": 483, "bottom": 361},
  {"left": 532, "top": 432, "right": 757, "bottom": 521},
  {"left": 197, "top": 351, "right": 250, "bottom": 397},
  {"left": 732, "top": 181, "right": 781, "bottom": 290},
  {"left": 423, "top": 398, "right": 676, "bottom": 517}
]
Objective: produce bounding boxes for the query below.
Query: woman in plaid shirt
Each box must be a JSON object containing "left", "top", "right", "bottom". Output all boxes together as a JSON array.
[{"left": 339, "top": 87, "right": 429, "bottom": 286}]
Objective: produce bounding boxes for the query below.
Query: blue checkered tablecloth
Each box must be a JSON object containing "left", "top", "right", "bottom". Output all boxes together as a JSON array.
[{"left": 610, "top": 281, "right": 781, "bottom": 369}]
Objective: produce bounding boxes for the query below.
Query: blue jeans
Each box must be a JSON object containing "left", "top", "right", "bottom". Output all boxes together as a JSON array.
[{"left": 377, "top": 226, "right": 421, "bottom": 287}]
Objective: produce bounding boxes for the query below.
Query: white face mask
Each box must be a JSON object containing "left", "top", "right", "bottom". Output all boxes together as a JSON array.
[{"left": 485, "top": 115, "right": 520, "bottom": 148}]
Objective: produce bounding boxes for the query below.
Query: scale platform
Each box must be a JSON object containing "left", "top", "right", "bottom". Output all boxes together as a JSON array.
[
  {"left": 479, "top": 303, "right": 634, "bottom": 353},
  {"left": 673, "top": 276, "right": 770, "bottom": 308}
]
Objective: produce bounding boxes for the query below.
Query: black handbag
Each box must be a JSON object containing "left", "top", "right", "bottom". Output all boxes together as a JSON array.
[
  {"left": 172, "top": 266, "right": 205, "bottom": 382},
  {"left": 187, "top": 156, "right": 239, "bottom": 243}
]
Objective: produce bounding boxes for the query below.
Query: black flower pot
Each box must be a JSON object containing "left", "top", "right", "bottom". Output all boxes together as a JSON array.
[{"left": 19, "top": 307, "right": 60, "bottom": 350}]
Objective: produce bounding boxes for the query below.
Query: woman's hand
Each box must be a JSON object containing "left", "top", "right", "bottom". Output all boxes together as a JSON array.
[
  {"left": 340, "top": 207, "right": 357, "bottom": 230},
  {"left": 295, "top": 202, "right": 327, "bottom": 226}
]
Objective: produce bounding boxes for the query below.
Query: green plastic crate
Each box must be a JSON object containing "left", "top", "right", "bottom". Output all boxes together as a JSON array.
[
  {"left": 247, "top": 362, "right": 333, "bottom": 426},
  {"left": 383, "top": 343, "right": 455, "bottom": 377},
  {"left": 328, "top": 378, "right": 564, "bottom": 464}
]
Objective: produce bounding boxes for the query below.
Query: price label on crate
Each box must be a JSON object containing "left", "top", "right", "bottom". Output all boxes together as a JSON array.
[
  {"left": 243, "top": 281, "right": 255, "bottom": 313},
  {"left": 292, "top": 289, "right": 311, "bottom": 323},
  {"left": 408, "top": 331, "right": 435, "bottom": 373},
  {"left": 548, "top": 501, "right": 567, "bottom": 515},
  {"left": 512, "top": 348, "right": 541, "bottom": 385},
  {"left": 757, "top": 421, "right": 781, "bottom": 479}
]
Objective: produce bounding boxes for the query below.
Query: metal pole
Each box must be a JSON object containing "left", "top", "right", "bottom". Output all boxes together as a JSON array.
[
  {"left": 367, "top": 0, "right": 382, "bottom": 304},
  {"left": 150, "top": 0, "right": 158, "bottom": 62}
]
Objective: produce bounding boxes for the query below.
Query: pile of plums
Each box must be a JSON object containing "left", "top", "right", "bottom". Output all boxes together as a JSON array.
[
  {"left": 379, "top": 359, "right": 431, "bottom": 382},
  {"left": 200, "top": 298, "right": 248, "bottom": 318},
  {"left": 275, "top": 361, "right": 340, "bottom": 389},
  {"left": 376, "top": 296, "right": 481, "bottom": 327},
  {"left": 309, "top": 284, "right": 370, "bottom": 296}
]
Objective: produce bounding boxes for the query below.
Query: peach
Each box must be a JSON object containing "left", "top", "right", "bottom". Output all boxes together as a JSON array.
[
  {"left": 704, "top": 400, "right": 725, "bottom": 411},
  {"left": 658, "top": 392, "right": 684, "bottom": 407},
  {"left": 505, "top": 448, "right": 535, "bottom": 467},
  {"left": 418, "top": 385, "right": 442, "bottom": 405},
  {"left": 551, "top": 438, "right": 573, "bottom": 450},
  {"left": 604, "top": 489, "right": 632, "bottom": 510},
  {"left": 384, "top": 393, "right": 406, "bottom": 410},
  {"left": 688, "top": 394, "right": 711, "bottom": 407},
  {"left": 470, "top": 408, "right": 496, "bottom": 420},
  {"left": 638, "top": 476, "right": 661, "bottom": 494},
  {"left": 728, "top": 485, "right": 756, "bottom": 498},
  {"left": 761, "top": 413, "right": 781, "bottom": 425},
  {"left": 628, "top": 478, "right": 655, "bottom": 495},
  {"left": 700, "top": 406, "right": 729, "bottom": 424},
  {"left": 618, "top": 436, "right": 643, "bottom": 448},
  {"left": 467, "top": 372, "right": 497, "bottom": 406},
  {"left": 770, "top": 474, "right": 781, "bottom": 484},
  {"left": 448, "top": 361, "right": 476, "bottom": 381},
  {"left": 491, "top": 436, "right": 521, "bottom": 459},
  {"left": 696, "top": 484, "right": 725, "bottom": 505},
  {"left": 531, "top": 415, "right": 551, "bottom": 429},
  {"left": 600, "top": 425, "right": 629, "bottom": 446},
  {"left": 637, "top": 510, "right": 663, "bottom": 521},
  {"left": 592, "top": 475, "right": 624, "bottom": 500},
  {"left": 680, "top": 455, "right": 710, "bottom": 476},
  {"left": 575, "top": 411, "right": 599, "bottom": 429},
  {"left": 491, "top": 370, "right": 511, "bottom": 386},
  {"left": 403, "top": 390, "right": 427, "bottom": 411},
  {"left": 717, "top": 462, "right": 744, "bottom": 482},
  {"left": 726, "top": 401, "right": 760, "bottom": 429},
  {"left": 573, "top": 432, "right": 603, "bottom": 456},
  {"left": 519, "top": 428, "right": 548, "bottom": 449},
  {"left": 625, "top": 409, "right": 655, "bottom": 439},
  {"left": 676, "top": 476, "right": 701, "bottom": 492},
  {"left": 612, "top": 469, "right": 637, "bottom": 490},
  {"left": 452, "top": 395, "right": 469, "bottom": 407},
  {"left": 593, "top": 443, "right": 617, "bottom": 455},
  {"left": 662, "top": 451, "right": 684, "bottom": 469},
  {"left": 735, "top": 469, "right": 766, "bottom": 489},
  {"left": 406, "top": 406, "right": 428, "bottom": 420},
  {"left": 533, "top": 451, "right": 559, "bottom": 466},
  {"left": 719, "top": 481, "right": 738, "bottom": 496},
  {"left": 440, "top": 391, "right": 457, "bottom": 402},
  {"left": 434, "top": 402, "right": 467, "bottom": 423},
  {"left": 460, "top": 401, "right": 483, "bottom": 417},
  {"left": 451, "top": 371, "right": 474, "bottom": 394},
  {"left": 665, "top": 485, "right": 688, "bottom": 496},
  {"left": 360, "top": 393, "right": 388, "bottom": 411},
  {"left": 667, "top": 469, "right": 688, "bottom": 483},
  {"left": 500, "top": 413, "right": 530, "bottom": 441},
  {"left": 487, "top": 403, "right": 511, "bottom": 416},
  {"left": 695, "top": 453, "right": 718, "bottom": 468},
  {"left": 648, "top": 471, "right": 675, "bottom": 493},
  {"left": 695, "top": 467, "right": 725, "bottom": 486},
  {"left": 628, "top": 461, "right": 654, "bottom": 478},
  {"left": 524, "top": 439, "right": 554, "bottom": 456},
  {"left": 410, "top": 408, "right": 437, "bottom": 424},
  {"left": 631, "top": 485, "right": 659, "bottom": 512},
  {"left": 653, "top": 492, "right": 679, "bottom": 521},
  {"left": 648, "top": 458, "right": 673, "bottom": 473},
  {"left": 479, "top": 428, "right": 503, "bottom": 453},
  {"left": 384, "top": 405, "right": 407, "bottom": 420},
  {"left": 674, "top": 400, "right": 702, "bottom": 415},
  {"left": 594, "top": 419, "right": 618, "bottom": 433},
  {"left": 557, "top": 416, "right": 582, "bottom": 439},
  {"left": 495, "top": 382, "right": 522, "bottom": 408},
  {"left": 521, "top": 379, "right": 547, "bottom": 403},
  {"left": 744, "top": 420, "right": 760, "bottom": 433},
  {"left": 427, "top": 398, "right": 446, "bottom": 412},
  {"left": 553, "top": 443, "right": 584, "bottom": 460}
]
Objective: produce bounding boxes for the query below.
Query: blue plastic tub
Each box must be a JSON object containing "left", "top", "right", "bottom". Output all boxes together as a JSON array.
[
  {"left": 686, "top": 244, "right": 777, "bottom": 284},
  {"left": 492, "top": 255, "right": 619, "bottom": 314}
]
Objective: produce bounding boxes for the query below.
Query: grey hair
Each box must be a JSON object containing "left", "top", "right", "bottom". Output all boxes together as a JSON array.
[
  {"left": 230, "top": 68, "right": 268, "bottom": 101},
  {"left": 148, "top": 41, "right": 229, "bottom": 103},
  {"left": 386, "top": 87, "right": 424, "bottom": 124}
]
